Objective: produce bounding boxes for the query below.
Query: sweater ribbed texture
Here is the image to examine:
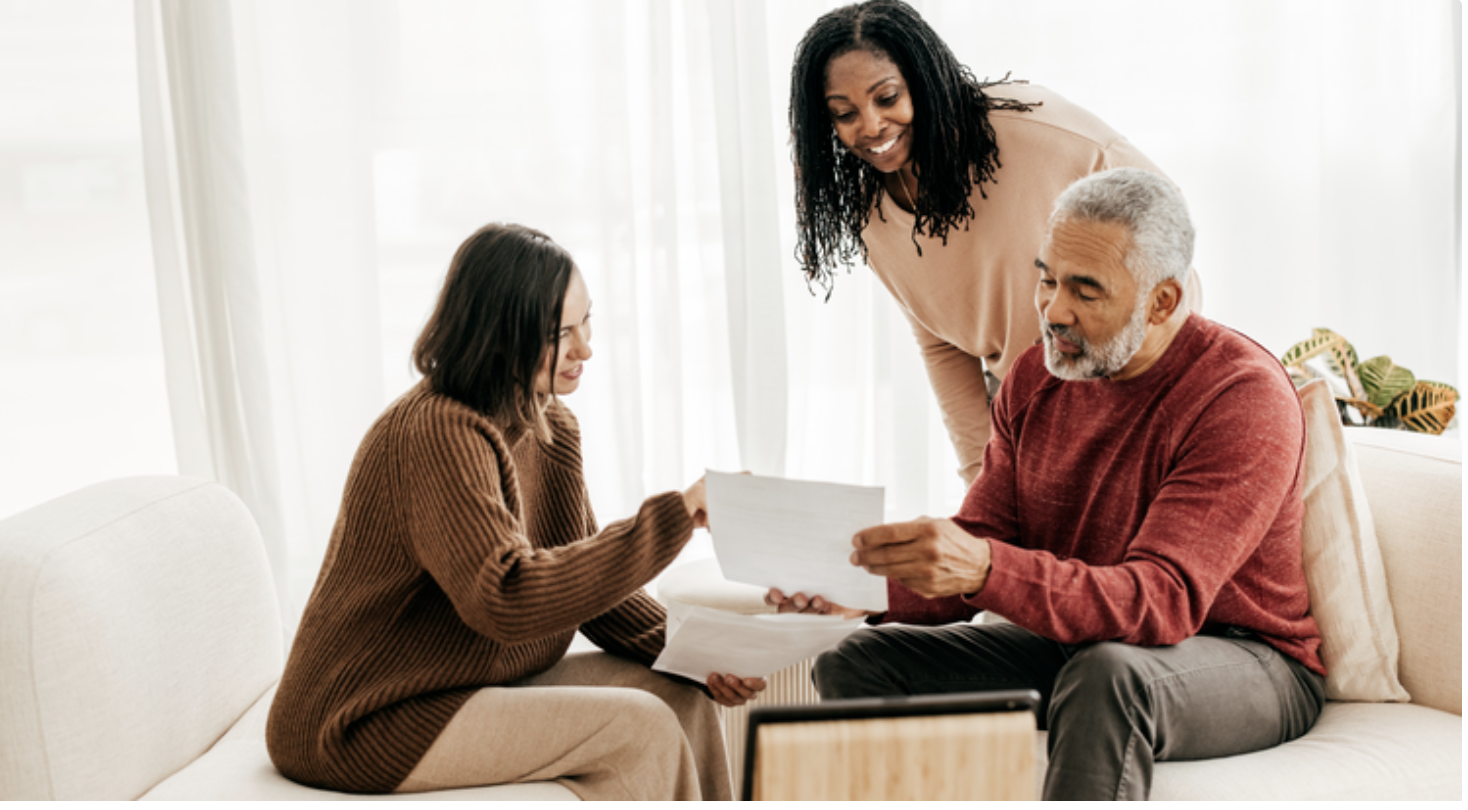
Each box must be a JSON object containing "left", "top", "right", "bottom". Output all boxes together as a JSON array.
[{"left": 266, "top": 382, "right": 692, "bottom": 793}]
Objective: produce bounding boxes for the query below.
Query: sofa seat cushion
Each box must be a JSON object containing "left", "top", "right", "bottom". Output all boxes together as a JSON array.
[
  {"left": 141, "top": 684, "right": 578, "bottom": 801},
  {"left": 1033, "top": 702, "right": 1460, "bottom": 800}
]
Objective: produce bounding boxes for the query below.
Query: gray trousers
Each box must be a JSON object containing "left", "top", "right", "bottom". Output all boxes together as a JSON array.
[{"left": 812, "top": 622, "right": 1325, "bottom": 800}]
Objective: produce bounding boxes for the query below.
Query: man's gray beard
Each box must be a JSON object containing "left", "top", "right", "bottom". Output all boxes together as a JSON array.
[{"left": 1043, "top": 298, "right": 1150, "bottom": 381}]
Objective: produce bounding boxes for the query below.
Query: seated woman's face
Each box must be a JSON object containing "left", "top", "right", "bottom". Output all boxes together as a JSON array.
[{"left": 534, "top": 269, "right": 593, "bottom": 396}]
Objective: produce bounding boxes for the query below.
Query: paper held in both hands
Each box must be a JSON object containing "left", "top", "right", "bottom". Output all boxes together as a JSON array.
[
  {"left": 703, "top": 471, "right": 889, "bottom": 611},
  {"left": 652, "top": 471, "right": 887, "bottom": 681}
]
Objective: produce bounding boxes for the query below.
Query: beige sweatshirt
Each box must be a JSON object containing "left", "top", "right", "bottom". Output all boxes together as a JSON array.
[{"left": 862, "top": 84, "right": 1201, "bottom": 486}]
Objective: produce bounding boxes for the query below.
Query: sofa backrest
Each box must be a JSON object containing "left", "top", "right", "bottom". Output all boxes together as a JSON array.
[
  {"left": 1347, "top": 429, "right": 1462, "bottom": 716},
  {"left": 0, "top": 476, "right": 283, "bottom": 799}
]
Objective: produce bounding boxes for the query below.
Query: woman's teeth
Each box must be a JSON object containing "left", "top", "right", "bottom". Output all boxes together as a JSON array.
[{"left": 869, "top": 136, "right": 898, "bottom": 155}]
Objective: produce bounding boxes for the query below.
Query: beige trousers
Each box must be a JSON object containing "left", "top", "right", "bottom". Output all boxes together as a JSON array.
[{"left": 394, "top": 652, "right": 731, "bottom": 800}]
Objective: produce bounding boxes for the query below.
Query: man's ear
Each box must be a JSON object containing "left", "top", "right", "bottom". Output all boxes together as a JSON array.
[{"left": 1147, "top": 278, "right": 1184, "bottom": 325}]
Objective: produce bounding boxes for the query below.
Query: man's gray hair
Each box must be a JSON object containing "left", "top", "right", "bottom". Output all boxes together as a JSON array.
[{"left": 1049, "top": 168, "right": 1194, "bottom": 293}]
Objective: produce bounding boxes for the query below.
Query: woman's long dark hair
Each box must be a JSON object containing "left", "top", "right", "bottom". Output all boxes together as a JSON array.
[
  {"left": 413, "top": 223, "right": 574, "bottom": 438},
  {"left": 789, "top": 0, "right": 1036, "bottom": 296}
]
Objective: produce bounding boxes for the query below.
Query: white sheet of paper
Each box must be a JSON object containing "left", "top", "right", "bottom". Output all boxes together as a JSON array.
[
  {"left": 705, "top": 470, "right": 888, "bottom": 611},
  {"left": 653, "top": 602, "right": 867, "bottom": 681}
]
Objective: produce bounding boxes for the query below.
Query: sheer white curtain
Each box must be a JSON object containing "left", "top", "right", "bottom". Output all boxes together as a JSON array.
[
  {"left": 136, "top": 0, "right": 386, "bottom": 616},
  {"left": 134, "top": 0, "right": 763, "bottom": 619},
  {"left": 127, "top": 0, "right": 1460, "bottom": 620},
  {"left": 0, "top": 2, "right": 177, "bottom": 521}
]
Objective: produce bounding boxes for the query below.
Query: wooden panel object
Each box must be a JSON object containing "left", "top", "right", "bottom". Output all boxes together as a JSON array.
[{"left": 750, "top": 709, "right": 1036, "bottom": 801}]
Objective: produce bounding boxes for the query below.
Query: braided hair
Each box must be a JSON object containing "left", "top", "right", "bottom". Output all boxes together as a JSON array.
[{"left": 789, "top": 0, "right": 1037, "bottom": 296}]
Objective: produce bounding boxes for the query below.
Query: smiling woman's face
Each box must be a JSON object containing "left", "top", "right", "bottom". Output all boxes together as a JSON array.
[
  {"left": 533, "top": 269, "right": 592, "bottom": 396},
  {"left": 823, "top": 48, "right": 914, "bottom": 175}
]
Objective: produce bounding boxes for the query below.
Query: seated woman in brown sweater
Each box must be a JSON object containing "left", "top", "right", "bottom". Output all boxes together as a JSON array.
[{"left": 266, "top": 223, "right": 763, "bottom": 800}]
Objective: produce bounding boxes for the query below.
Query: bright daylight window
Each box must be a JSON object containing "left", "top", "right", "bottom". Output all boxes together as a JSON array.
[{"left": 0, "top": 1, "right": 176, "bottom": 519}]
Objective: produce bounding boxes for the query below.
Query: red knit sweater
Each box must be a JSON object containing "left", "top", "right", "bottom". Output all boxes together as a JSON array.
[{"left": 885, "top": 315, "right": 1325, "bottom": 675}]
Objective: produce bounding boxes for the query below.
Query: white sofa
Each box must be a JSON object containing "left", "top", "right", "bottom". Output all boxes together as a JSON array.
[
  {"left": 659, "top": 427, "right": 1462, "bottom": 800},
  {"left": 1142, "top": 427, "right": 1460, "bottom": 799},
  {"left": 1, "top": 428, "right": 1459, "bottom": 800},
  {"left": 0, "top": 476, "right": 575, "bottom": 800}
]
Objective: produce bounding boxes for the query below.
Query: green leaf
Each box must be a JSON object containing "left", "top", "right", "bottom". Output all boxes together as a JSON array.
[
  {"left": 1280, "top": 328, "right": 1344, "bottom": 368},
  {"left": 1280, "top": 328, "right": 1365, "bottom": 400},
  {"left": 1384, "top": 380, "right": 1459, "bottom": 435},
  {"left": 1358, "top": 355, "right": 1416, "bottom": 409}
]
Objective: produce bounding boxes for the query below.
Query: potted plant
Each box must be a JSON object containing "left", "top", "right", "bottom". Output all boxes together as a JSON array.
[{"left": 1281, "top": 328, "right": 1457, "bottom": 435}]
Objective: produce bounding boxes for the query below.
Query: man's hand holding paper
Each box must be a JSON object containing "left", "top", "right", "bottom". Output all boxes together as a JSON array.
[
  {"left": 704, "top": 470, "right": 888, "bottom": 611},
  {"left": 763, "top": 587, "right": 870, "bottom": 619},
  {"left": 652, "top": 472, "right": 890, "bottom": 685}
]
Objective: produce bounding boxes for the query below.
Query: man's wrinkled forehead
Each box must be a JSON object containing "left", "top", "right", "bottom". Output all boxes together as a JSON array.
[{"left": 1038, "top": 217, "right": 1134, "bottom": 288}]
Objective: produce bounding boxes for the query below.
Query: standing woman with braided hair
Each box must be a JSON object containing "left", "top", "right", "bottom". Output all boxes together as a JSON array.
[{"left": 790, "top": 0, "right": 1201, "bottom": 486}]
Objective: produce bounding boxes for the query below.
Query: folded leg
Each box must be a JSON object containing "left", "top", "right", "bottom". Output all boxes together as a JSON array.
[
  {"left": 1045, "top": 636, "right": 1326, "bottom": 800},
  {"left": 395, "top": 652, "right": 729, "bottom": 800}
]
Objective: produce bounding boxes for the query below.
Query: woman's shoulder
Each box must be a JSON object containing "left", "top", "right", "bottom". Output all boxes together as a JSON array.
[
  {"left": 986, "top": 83, "right": 1130, "bottom": 153},
  {"left": 371, "top": 380, "right": 518, "bottom": 457},
  {"left": 383, "top": 380, "right": 484, "bottom": 426}
]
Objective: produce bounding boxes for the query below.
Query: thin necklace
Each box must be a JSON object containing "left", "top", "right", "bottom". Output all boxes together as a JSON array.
[{"left": 897, "top": 170, "right": 917, "bottom": 211}]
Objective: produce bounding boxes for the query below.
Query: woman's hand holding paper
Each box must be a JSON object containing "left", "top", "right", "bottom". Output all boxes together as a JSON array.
[
  {"left": 680, "top": 477, "right": 708, "bottom": 529},
  {"left": 706, "top": 673, "right": 767, "bottom": 707}
]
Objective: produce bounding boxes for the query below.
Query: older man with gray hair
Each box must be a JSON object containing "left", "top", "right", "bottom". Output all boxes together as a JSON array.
[{"left": 773, "top": 168, "right": 1326, "bottom": 800}]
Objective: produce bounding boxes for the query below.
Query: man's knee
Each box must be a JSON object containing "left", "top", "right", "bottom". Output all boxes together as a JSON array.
[
  {"left": 1049, "top": 643, "right": 1154, "bottom": 728},
  {"left": 1059, "top": 642, "right": 1151, "bottom": 682},
  {"left": 811, "top": 640, "right": 864, "bottom": 699},
  {"left": 812, "top": 630, "right": 899, "bottom": 699},
  {"left": 1042, "top": 643, "right": 1163, "bottom": 800}
]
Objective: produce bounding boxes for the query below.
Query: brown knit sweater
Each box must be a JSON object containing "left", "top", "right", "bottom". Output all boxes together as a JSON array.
[{"left": 265, "top": 382, "right": 694, "bottom": 793}]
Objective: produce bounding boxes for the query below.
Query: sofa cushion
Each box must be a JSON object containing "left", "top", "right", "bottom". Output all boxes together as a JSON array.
[
  {"left": 1296, "top": 381, "right": 1409, "bottom": 702},
  {"left": 1348, "top": 427, "right": 1462, "bottom": 715},
  {"left": 141, "top": 685, "right": 579, "bottom": 801},
  {"left": 1030, "top": 702, "right": 1461, "bottom": 799},
  {"left": 0, "top": 477, "right": 284, "bottom": 800},
  {"left": 1149, "top": 702, "right": 1461, "bottom": 800}
]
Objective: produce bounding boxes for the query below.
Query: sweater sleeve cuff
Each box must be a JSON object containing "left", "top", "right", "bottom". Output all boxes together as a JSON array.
[
  {"left": 880, "top": 578, "right": 977, "bottom": 625},
  {"left": 961, "top": 538, "right": 1024, "bottom": 615}
]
